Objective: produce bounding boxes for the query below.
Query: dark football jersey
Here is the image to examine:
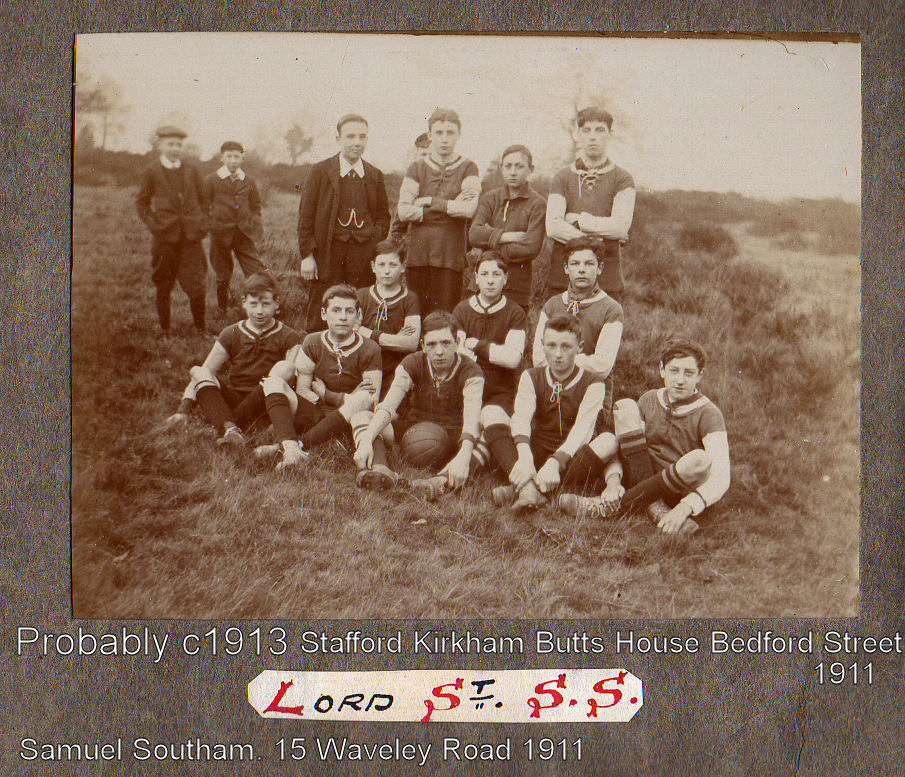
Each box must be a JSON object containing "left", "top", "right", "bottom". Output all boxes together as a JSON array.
[
  {"left": 298, "top": 331, "right": 382, "bottom": 394},
  {"left": 217, "top": 320, "right": 303, "bottom": 392}
]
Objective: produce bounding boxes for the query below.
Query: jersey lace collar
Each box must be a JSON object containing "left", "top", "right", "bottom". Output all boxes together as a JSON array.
[
  {"left": 468, "top": 294, "right": 508, "bottom": 315},
  {"left": 657, "top": 388, "right": 711, "bottom": 415},
  {"left": 322, "top": 330, "right": 364, "bottom": 358},
  {"left": 239, "top": 319, "right": 282, "bottom": 339},
  {"left": 544, "top": 364, "right": 584, "bottom": 393}
]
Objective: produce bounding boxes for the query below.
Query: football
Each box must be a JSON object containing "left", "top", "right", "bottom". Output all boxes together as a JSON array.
[{"left": 401, "top": 422, "right": 451, "bottom": 467}]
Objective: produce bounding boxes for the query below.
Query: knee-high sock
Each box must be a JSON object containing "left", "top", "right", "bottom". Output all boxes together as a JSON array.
[
  {"left": 561, "top": 444, "right": 607, "bottom": 492},
  {"left": 189, "top": 295, "right": 206, "bottom": 330},
  {"left": 618, "top": 427, "right": 654, "bottom": 487},
  {"left": 233, "top": 386, "right": 266, "bottom": 430},
  {"left": 620, "top": 462, "right": 692, "bottom": 511},
  {"left": 216, "top": 282, "right": 230, "bottom": 311},
  {"left": 196, "top": 386, "right": 235, "bottom": 432},
  {"left": 484, "top": 423, "right": 518, "bottom": 475},
  {"left": 156, "top": 289, "right": 171, "bottom": 332},
  {"left": 264, "top": 393, "right": 298, "bottom": 443},
  {"left": 300, "top": 409, "right": 352, "bottom": 449}
]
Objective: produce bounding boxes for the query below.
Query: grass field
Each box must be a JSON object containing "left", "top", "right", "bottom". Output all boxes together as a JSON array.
[{"left": 71, "top": 185, "right": 860, "bottom": 619}]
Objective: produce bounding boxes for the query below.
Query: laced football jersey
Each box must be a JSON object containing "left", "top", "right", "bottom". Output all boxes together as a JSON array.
[
  {"left": 452, "top": 295, "right": 527, "bottom": 402},
  {"left": 297, "top": 331, "right": 382, "bottom": 394},
  {"left": 638, "top": 388, "right": 727, "bottom": 470},
  {"left": 513, "top": 365, "right": 605, "bottom": 451},
  {"left": 357, "top": 285, "right": 421, "bottom": 378},
  {"left": 541, "top": 290, "right": 624, "bottom": 364},
  {"left": 216, "top": 320, "right": 303, "bottom": 392},
  {"left": 390, "top": 351, "right": 483, "bottom": 434}
]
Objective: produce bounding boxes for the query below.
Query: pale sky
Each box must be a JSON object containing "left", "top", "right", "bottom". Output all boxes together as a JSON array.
[{"left": 76, "top": 33, "right": 861, "bottom": 202}]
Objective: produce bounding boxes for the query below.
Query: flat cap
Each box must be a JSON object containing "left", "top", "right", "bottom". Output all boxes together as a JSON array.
[{"left": 156, "top": 125, "right": 187, "bottom": 139}]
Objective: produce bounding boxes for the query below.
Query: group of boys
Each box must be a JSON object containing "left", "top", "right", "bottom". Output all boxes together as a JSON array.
[{"left": 158, "top": 106, "right": 730, "bottom": 533}]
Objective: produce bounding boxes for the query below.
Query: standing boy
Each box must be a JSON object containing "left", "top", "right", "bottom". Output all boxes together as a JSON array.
[
  {"left": 353, "top": 311, "right": 484, "bottom": 497},
  {"left": 468, "top": 144, "right": 546, "bottom": 309},
  {"left": 396, "top": 108, "right": 481, "bottom": 315},
  {"left": 298, "top": 114, "right": 390, "bottom": 331},
  {"left": 256, "top": 284, "right": 382, "bottom": 470},
  {"left": 135, "top": 125, "right": 210, "bottom": 335},
  {"left": 559, "top": 339, "right": 730, "bottom": 534},
  {"left": 488, "top": 315, "right": 607, "bottom": 511},
  {"left": 545, "top": 107, "right": 636, "bottom": 301},
  {"left": 203, "top": 141, "right": 267, "bottom": 314},
  {"left": 356, "top": 239, "right": 422, "bottom": 392},
  {"left": 166, "top": 274, "right": 302, "bottom": 444}
]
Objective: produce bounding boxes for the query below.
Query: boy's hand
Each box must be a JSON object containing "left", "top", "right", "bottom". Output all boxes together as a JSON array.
[
  {"left": 658, "top": 503, "right": 694, "bottom": 534},
  {"left": 565, "top": 212, "right": 581, "bottom": 227},
  {"left": 358, "top": 325, "right": 372, "bottom": 338},
  {"left": 311, "top": 378, "right": 327, "bottom": 399},
  {"left": 353, "top": 440, "right": 374, "bottom": 470},
  {"left": 498, "top": 231, "right": 528, "bottom": 244},
  {"left": 413, "top": 197, "right": 432, "bottom": 208},
  {"left": 398, "top": 324, "right": 417, "bottom": 337},
  {"left": 444, "top": 449, "right": 471, "bottom": 490},
  {"left": 600, "top": 482, "right": 625, "bottom": 514},
  {"left": 535, "top": 459, "right": 561, "bottom": 493},
  {"left": 509, "top": 456, "right": 537, "bottom": 492},
  {"left": 300, "top": 255, "right": 318, "bottom": 281}
]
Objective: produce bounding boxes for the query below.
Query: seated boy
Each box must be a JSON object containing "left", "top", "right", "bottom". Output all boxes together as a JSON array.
[
  {"left": 559, "top": 339, "right": 730, "bottom": 534},
  {"left": 167, "top": 274, "right": 302, "bottom": 444},
  {"left": 468, "top": 144, "right": 546, "bottom": 309},
  {"left": 203, "top": 140, "right": 268, "bottom": 314},
  {"left": 532, "top": 237, "right": 623, "bottom": 423},
  {"left": 356, "top": 239, "right": 421, "bottom": 394},
  {"left": 352, "top": 311, "right": 484, "bottom": 497},
  {"left": 256, "top": 284, "right": 382, "bottom": 470},
  {"left": 451, "top": 251, "right": 527, "bottom": 468},
  {"left": 488, "top": 315, "right": 607, "bottom": 512}
]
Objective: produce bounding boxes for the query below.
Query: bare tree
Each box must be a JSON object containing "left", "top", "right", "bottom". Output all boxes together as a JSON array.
[
  {"left": 284, "top": 123, "right": 314, "bottom": 165},
  {"left": 76, "top": 75, "right": 130, "bottom": 150}
]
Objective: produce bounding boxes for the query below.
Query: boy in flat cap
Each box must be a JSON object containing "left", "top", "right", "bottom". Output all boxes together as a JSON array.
[
  {"left": 203, "top": 141, "right": 267, "bottom": 314},
  {"left": 135, "top": 125, "right": 211, "bottom": 336}
]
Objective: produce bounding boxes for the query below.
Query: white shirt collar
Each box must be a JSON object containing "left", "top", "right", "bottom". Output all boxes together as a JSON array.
[
  {"left": 339, "top": 155, "right": 365, "bottom": 178},
  {"left": 217, "top": 165, "right": 245, "bottom": 180},
  {"left": 159, "top": 156, "right": 182, "bottom": 170}
]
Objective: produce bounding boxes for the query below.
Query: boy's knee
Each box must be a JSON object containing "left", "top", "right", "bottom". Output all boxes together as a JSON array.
[
  {"left": 589, "top": 432, "right": 618, "bottom": 460},
  {"left": 261, "top": 375, "right": 290, "bottom": 396},
  {"left": 480, "top": 404, "right": 510, "bottom": 429},
  {"left": 189, "top": 365, "right": 219, "bottom": 390},
  {"left": 613, "top": 398, "right": 643, "bottom": 438},
  {"left": 679, "top": 449, "right": 711, "bottom": 481},
  {"left": 349, "top": 410, "right": 373, "bottom": 429},
  {"left": 342, "top": 390, "right": 373, "bottom": 414}
]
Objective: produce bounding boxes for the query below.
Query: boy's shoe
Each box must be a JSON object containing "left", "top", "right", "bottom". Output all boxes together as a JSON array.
[
  {"left": 646, "top": 499, "right": 671, "bottom": 524},
  {"left": 558, "top": 493, "right": 609, "bottom": 519},
  {"left": 409, "top": 475, "right": 448, "bottom": 502},
  {"left": 253, "top": 443, "right": 281, "bottom": 459},
  {"left": 356, "top": 465, "right": 399, "bottom": 491},
  {"left": 512, "top": 481, "right": 546, "bottom": 513},
  {"left": 276, "top": 440, "right": 309, "bottom": 471},
  {"left": 492, "top": 485, "right": 516, "bottom": 507},
  {"left": 165, "top": 412, "right": 189, "bottom": 428},
  {"left": 216, "top": 425, "right": 247, "bottom": 446}
]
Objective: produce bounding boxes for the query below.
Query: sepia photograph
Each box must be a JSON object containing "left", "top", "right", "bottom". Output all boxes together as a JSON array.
[{"left": 71, "top": 32, "right": 861, "bottom": 620}]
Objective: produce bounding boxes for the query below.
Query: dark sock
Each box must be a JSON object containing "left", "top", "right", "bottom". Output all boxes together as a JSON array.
[
  {"left": 217, "top": 283, "right": 229, "bottom": 311},
  {"left": 300, "top": 410, "right": 352, "bottom": 449},
  {"left": 371, "top": 436, "right": 388, "bottom": 468},
  {"left": 189, "top": 295, "right": 206, "bottom": 330},
  {"left": 264, "top": 393, "right": 298, "bottom": 443},
  {"left": 484, "top": 424, "right": 517, "bottom": 474},
  {"left": 232, "top": 386, "right": 266, "bottom": 430},
  {"left": 561, "top": 445, "right": 606, "bottom": 492},
  {"left": 156, "top": 289, "right": 171, "bottom": 332},
  {"left": 620, "top": 463, "right": 690, "bottom": 512},
  {"left": 196, "top": 386, "right": 235, "bottom": 433},
  {"left": 618, "top": 427, "right": 655, "bottom": 486},
  {"left": 177, "top": 397, "right": 195, "bottom": 415}
]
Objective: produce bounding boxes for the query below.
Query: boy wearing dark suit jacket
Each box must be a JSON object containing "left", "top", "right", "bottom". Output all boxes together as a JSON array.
[
  {"left": 298, "top": 114, "right": 391, "bottom": 332},
  {"left": 203, "top": 140, "right": 268, "bottom": 313},
  {"left": 135, "top": 125, "right": 211, "bottom": 336}
]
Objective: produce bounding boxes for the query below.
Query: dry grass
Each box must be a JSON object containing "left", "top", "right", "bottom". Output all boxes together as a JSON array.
[{"left": 71, "top": 184, "right": 859, "bottom": 619}]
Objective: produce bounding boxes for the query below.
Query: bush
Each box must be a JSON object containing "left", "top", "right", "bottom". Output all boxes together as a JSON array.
[{"left": 676, "top": 223, "right": 738, "bottom": 259}]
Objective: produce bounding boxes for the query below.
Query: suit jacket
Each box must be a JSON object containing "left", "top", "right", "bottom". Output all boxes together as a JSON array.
[
  {"left": 203, "top": 171, "right": 265, "bottom": 246},
  {"left": 135, "top": 160, "right": 210, "bottom": 243},
  {"left": 297, "top": 154, "right": 390, "bottom": 275}
]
